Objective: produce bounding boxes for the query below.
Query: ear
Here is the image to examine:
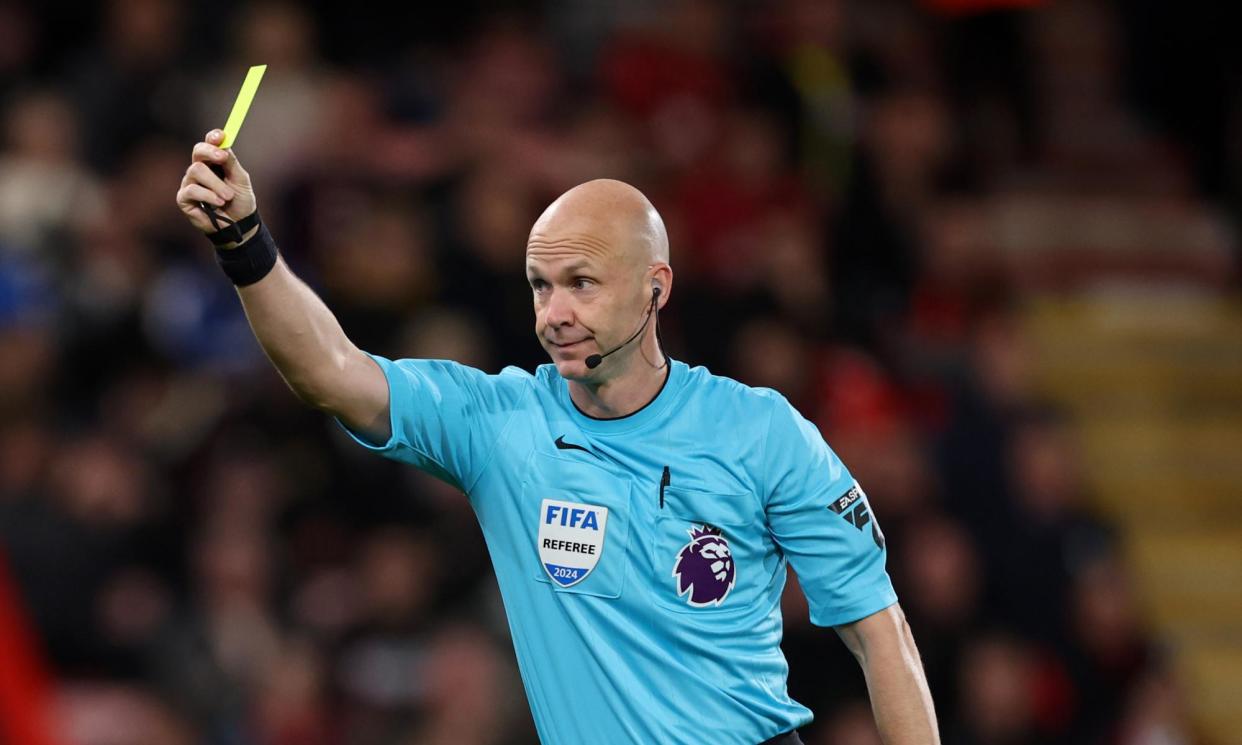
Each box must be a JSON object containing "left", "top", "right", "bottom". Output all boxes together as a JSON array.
[{"left": 649, "top": 264, "right": 672, "bottom": 309}]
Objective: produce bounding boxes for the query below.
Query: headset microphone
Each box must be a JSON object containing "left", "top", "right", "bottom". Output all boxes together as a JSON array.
[{"left": 585, "top": 286, "right": 661, "bottom": 370}]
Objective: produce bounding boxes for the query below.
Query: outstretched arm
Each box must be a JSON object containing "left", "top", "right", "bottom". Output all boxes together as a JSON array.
[
  {"left": 835, "top": 604, "right": 940, "bottom": 745},
  {"left": 175, "top": 129, "right": 390, "bottom": 442}
]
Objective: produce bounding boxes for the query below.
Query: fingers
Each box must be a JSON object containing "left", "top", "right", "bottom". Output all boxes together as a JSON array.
[
  {"left": 175, "top": 184, "right": 222, "bottom": 232},
  {"left": 177, "top": 131, "right": 258, "bottom": 235},
  {"left": 184, "top": 161, "right": 234, "bottom": 201},
  {"left": 180, "top": 182, "right": 226, "bottom": 208},
  {"left": 198, "top": 129, "right": 249, "bottom": 181},
  {"left": 191, "top": 140, "right": 230, "bottom": 168}
]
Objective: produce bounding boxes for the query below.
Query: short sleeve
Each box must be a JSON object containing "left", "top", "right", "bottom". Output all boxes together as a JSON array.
[
  {"left": 762, "top": 395, "right": 897, "bottom": 627},
  {"left": 335, "top": 354, "right": 527, "bottom": 491}
]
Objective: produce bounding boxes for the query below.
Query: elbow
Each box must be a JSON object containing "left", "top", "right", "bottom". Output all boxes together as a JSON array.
[
  {"left": 278, "top": 373, "right": 333, "bottom": 411},
  {"left": 296, "top": 385, "right": 337, "bottom": 412},
  {"left": 280, "top": 363, "right": 346, "bottom": 413},
  {"left": 291, "top": 348, "right": 366, "bottom": 414}
]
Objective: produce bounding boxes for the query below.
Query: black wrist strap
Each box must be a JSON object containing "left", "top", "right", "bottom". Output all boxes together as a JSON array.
[
  {"left": 203, "top": 205, "right": 262, "bottom": 247},
  {"left": 215, "top": 214, "right": 278, "bottom": 286}
]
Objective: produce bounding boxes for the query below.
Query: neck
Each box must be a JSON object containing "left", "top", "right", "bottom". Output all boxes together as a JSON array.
[{"left": 568, "top": 331, "right": 667, "bottom": 418}]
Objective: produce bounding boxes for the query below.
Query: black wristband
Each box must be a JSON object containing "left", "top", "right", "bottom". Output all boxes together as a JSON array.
[
  {"left": 204, "top": 207, "right": 261, "bottom": 247},
  {"left": 215, "top": 216, "right": 278, "bottom": 286}
]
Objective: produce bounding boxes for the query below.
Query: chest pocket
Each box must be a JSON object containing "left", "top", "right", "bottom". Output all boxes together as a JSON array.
[
  {"left": 650, "top": 486, "right": 775, "bottom": 614},
  {"left": 524, "top": 450, "right": 632, "bottom": 599}
]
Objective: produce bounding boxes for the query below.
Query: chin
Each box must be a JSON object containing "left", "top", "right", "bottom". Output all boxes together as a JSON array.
[
  {"left": 542, "top": 339, "right": 597, "bottom": 380},
  {"left": 552, "top": 357, "right": 592, "bottom": 381}
]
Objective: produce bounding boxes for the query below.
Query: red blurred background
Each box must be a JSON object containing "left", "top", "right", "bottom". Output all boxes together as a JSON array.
[{"left": 0, "top": 1, "right": 1238, "bottom": 743}]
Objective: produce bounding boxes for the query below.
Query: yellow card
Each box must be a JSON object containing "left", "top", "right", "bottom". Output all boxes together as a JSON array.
[{"left": 219, "top": 65, "right": 267, "bottom": 149}]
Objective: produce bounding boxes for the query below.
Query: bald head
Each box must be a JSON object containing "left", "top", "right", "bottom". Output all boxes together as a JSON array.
[
  {"left": 526, "top": 179, "right": 674, "bottom": 380},
  {"left": 527, "top": 179, "right": 669, "bottom": 270}
]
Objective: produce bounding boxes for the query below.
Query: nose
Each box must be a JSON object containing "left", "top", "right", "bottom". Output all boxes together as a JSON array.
[{"left": 543, "top": 287, "right": 575, "bottom": 328}]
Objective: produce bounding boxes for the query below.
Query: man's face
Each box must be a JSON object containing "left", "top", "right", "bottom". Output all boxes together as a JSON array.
[{"left": 525, "top": 242, "right": 646, "bottom": 381}]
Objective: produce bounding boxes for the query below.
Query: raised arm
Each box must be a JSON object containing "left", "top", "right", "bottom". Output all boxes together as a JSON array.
[
  {"left": 835, "top": 604, "right": 940, "bottom": 745},
  {"left": 175, "top": 129, "right": 390, "bottom": 442}
]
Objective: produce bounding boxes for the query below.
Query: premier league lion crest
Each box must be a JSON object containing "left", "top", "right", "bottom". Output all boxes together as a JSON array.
[{"left": 672, "top": 524, "right": 736, "bottom": 606}]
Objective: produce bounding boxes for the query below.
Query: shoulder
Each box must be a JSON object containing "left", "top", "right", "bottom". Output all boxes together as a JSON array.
[
  {"left": 380, "top": 356, "right": 539, "bottom": 402},
  {"left": 678, "top": 364, "right": 829, "bottom": 456},
  {"left": 678, "top": 362, "right": 795, "bottom": 424},
  {"left": 681, "top": 362, "right": 789, "bottom": 405}
]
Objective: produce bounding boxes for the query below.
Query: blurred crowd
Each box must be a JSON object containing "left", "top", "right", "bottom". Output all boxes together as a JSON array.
[{"left": 0, "top": 1, "right": 1235, "bottom": 744}]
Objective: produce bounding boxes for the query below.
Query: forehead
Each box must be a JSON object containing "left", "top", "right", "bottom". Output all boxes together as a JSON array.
[{"left": 525, "top": 230, "right": 626, "bottom": 274}]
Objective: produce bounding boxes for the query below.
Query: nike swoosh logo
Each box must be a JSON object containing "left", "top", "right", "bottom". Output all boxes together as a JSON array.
[{"left": 554, "top": 435, "right": 592, "bottom": 454}]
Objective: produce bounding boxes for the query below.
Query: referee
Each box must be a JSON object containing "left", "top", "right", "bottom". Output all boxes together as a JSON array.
[{"left": 177, "top": 129, "right": 940, "bottom": 745}]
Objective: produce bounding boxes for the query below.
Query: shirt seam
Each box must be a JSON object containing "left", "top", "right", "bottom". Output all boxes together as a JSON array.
[
  {"left": 759, "top": 394, "right": 777, "bottom": 512},
  {"left": 463, "top": 379, "right": 530, "bottom": 495},
  {"left": 387, "top": 389, "right": 459, "bottom": 487},
  {"left": 379, "top": 355, "right": 459, "bottom": 485},
  {"left": 814, "top": 592, "right": 898, "bottom": 628}
]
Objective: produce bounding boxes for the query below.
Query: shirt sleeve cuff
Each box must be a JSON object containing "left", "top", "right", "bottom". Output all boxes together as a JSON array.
[{"left": 810, "top": 587, "right": 899, "bottom": 628}]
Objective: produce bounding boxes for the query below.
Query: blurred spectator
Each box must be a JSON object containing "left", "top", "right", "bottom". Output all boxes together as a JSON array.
[
  {"left": 599, "top": 0, "right": 732, "bottom": 159},
  {"left": 441, "top": 164, "right": 545, "bottom": 370},
  {"left": 0, "top": 87, "right": 105, "bottom": 261},
  {"left": 729, "top": 317, "right": 814, "bottom": 411},
  {"left": 314, "top": 194, "right": 438, "bottom": 351},
  {"left": 0, "top": 320, "right": 56, "bottom": 417},
  {"left": 992, "top": 407, "right": 1115, "bottom": 644},
  {"left": 1115, "top": 660, "right": 1211, "bottom": 745},
  {"left": 66, "top": 0, "right": 197, "bottom": 173},
  {"left": 670, "top": 109, "right": 809, "bottom": 289},
  {"left": 1063, "top": 554, "right": 1154, "bottom": 744},
  {"left": 897, "top": 515, "right": 982, "bottom": 718},
  {"left": 951, "top": 632, "right": 1053, "bottom": 745},
  {"left": 0, "top": 2, "right": 38, "bottom": 95},
  {"left": 198, "top": 3, "right": 326, "bottom": 198},
  {"left": 59, "top": 682, "right": 194, "bottom": 745}
]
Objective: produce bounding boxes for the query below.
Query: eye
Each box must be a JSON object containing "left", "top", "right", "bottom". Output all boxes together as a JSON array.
[
  {"left": 530, "top": 278, "right": 549, "bottom": 293},
  {"left": 571, "top": 277, "right": 595, "bottom": 291}
]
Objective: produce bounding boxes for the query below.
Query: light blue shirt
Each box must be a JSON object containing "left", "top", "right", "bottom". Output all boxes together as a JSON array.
[{"left": 339, "top": 356, "right": 897, "bottom": 745}]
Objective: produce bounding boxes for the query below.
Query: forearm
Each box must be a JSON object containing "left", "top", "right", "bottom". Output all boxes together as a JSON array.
[
  {"left": 838, "top": 606, "right": 940, "bottom": 745},
  {"left": 862, "top": 628, "right": 939, "bottom": 744},
  {"left": 235, "top": 256, "right": 361, "bottom": 409},
  {"left": 176, "top": 132, "right": 380, "bottom": 423}
]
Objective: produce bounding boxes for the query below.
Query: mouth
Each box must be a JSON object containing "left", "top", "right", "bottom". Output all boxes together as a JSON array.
[{"left": 548, "top": 338, "right": 592, "bottom": 352}]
